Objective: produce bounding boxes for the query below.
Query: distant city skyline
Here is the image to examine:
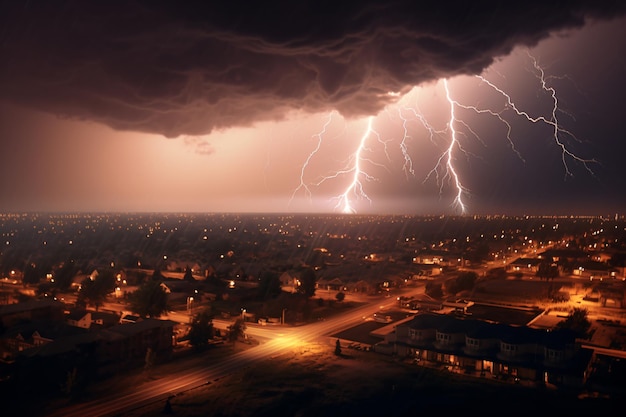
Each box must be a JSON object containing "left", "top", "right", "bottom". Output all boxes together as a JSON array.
[{"left": 1, "top": 2, "right": 625, "bottom": 216}]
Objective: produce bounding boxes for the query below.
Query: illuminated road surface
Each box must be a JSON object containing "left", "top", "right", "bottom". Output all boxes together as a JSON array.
[{"left": 46, "top": 289, "right": 416, "bottom": 417}]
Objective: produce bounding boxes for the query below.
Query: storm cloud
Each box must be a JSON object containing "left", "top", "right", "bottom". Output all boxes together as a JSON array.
[{"left": 1, "top": 0, "right": 625, "bottom": 138}]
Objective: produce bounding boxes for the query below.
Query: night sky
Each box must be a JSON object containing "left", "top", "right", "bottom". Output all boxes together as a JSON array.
[{"left": 1, "top": 1, "right": 625, "bottom": 216}]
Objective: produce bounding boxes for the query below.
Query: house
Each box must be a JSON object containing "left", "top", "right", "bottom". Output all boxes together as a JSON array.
[
  {"left": 347, "top": 279, "right": 373, "bottom": 294},
  {"left": 405, "top": 295, "right": 443, "bottom": 312},
  {"left": 0, "top": 319, "right": 88, "bottom": 361},
  {"left": 279, "top": 271, "right": 295, "bottom": 287},
  {"left": 508, "top": 257, "right": 543, "bottom": 273},
  {"left": 66, "top": 309, "right": 92, "bottom": 329},
  {"left": 91, "top": 311, "right": 122, "bottom": 329},
  {"left": 6, "top": 318, "right": 177, "bottom": 397},
  {"left": 384, "top": 313, "right": 593, "bottom": 389},
  {"left": 572, "top": 260, "right": 615, "bottom": 280},
  {"left": 0, "top": 299, "right": 65, "bottom": 328},
  {"left": 120, "top": 314, "right": 141, "bottom": 324},
  {"left": 96, "top": 318, "right": 177, "bottom": 372},
  {"left": 317, "top": 277, "right": 345, "bottom": 292}
]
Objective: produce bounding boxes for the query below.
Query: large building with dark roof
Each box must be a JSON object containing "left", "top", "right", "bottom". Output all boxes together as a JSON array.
[{"left": 379, "top": 313, "right": 593, "bottom": 389}]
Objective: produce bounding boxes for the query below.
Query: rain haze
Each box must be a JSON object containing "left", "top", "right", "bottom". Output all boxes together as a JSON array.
[{"left": 1, "top": 1, "right": 625, "bottom": 215}]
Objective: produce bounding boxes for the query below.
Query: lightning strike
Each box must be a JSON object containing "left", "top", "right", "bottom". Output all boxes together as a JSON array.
[
  {"left": 435, "top": 79, "right": 468, "bottom": 214},
  {"left": 289, "top": 52, "right": 596, "bottom": 215},
  {"left": 320, "top": 116, "right": 380, "bottom": 214},
  {"left": 397, "top": 86, "right": 469, "bottom": 214},
  {"left": 474, "top": 51, "right": 596, "bottom": 178},
  {"left": 289, "top": 112, "right": 336, "bottom": 206}
]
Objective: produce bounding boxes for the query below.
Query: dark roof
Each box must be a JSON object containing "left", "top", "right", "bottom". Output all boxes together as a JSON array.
[
  {"left": 3, "top": 319, "right": 88, "bottom": 340},
  {"left": 542, "top": 328, "right": 579, "bottom": 349},
  {"left": 405, "top": 313, "right": 458, "bottom": 330},
  {"left": 121, "top": 314, "right": 141, "bottom": 322},
  {"left": 498, "top": 325, "right": 547, "bottom": 345},
  {"left": 402, "top": 313, "right": 576, "bottom": 346},
  {"left": 0, "top": 299, "right": 64, "bottom": 315},
  {"left": 19, "top": 331, "right": 99, "bottom": 358},
  {"left": 108, "top": 318, "right": 176, "bottom": 337},
  {"left": 66, "top": 309, "right": 89, "bottom": 321},
  {"left": 510, "top": 257, "right": 543, "bottom": 266}
]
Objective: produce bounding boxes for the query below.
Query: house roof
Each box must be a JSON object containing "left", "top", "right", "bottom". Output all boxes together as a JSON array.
[
  {"left": 402, "top": 313, "right": 577, "bottom": 347},
  {"left": 3, "top": 319, "right": 89, "bottom": 341},
  {"left": 108, "top": 318, "right": 176, "bottom": 337},
  {"left": 19, "top": 331, "right": 100, "bottom": 358},
  {"left": 509, "top": 257, "right": 543, "bottom": 266},
  {"left": 91, "top": 311, "right": 121, "bottom": 321},
  {"left": 0, "top": 299, "right": 64, "bottom": 316},
  {"left": 66, "top": 309, "right": 90, "bottom": 321}
]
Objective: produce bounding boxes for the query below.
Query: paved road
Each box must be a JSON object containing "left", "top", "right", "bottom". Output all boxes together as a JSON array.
[{"left": 46, "top": 286, "right": 422, "bottom": 417}]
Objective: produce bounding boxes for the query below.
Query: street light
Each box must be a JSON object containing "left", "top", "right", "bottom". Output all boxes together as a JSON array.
[
  {"left": 282, "top": 308, "right": 287, "bottom": 325},
  {"left": 187, "top": 296, "right": 194, "bottom": 322}
]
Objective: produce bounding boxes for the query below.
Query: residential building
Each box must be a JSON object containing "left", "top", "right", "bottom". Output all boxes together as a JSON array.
[{"left": 383, "top": 313, "right": 593, "bottom": 389}]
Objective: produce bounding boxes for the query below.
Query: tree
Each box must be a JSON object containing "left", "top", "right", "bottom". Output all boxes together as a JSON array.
[
  {"left": 257, "top": 270, "right": 282, "bottom": 299},
  {"left": 183, "top": 265, "right": 196, "bottom": 282},
  {"left": 187, "top": 310, "right": 215, "bottom": 350},
  {"left": 128, "top": 279, "right": 169, "bottom": 318},
  {"left": 608, "top": 252, "right": 626, "bottom": 268},
  {"left": 556, "top": 307, "right": 591, "bottom": 338},
  {"left": 335, "top": 291, "right": 345, "bottom": 302},
  {"left": 425, "top": 281, "right": 443, "bottom": 299},
  {"left": 298, "top": 267, "right": 317, "bottom": 298},
  {"left": 53, "top": 260, "right": 78, "bottom": 291},
  {"left": 22, "top": 262, "right": 41, "bottom": 285},
  {"left": 151, "top": 267, "right": 165, "bottom": 282},
  {"left": 536, "top": 261, "right": 559, "bottom": 281},
  {"left": 227, "top": 318, "right": 246, "bottom": 349},
  {"left": 77, "top": 269, "right": 116, "bottom": 311},
  {"left": 466, "top": 242, "right": 490, "bottom": 263},
  {"left": 335, "top": 338, "right": 342, "bottom": 356},
  {"left": 445, "top": 272, "right": 479, "bottom": 296}
]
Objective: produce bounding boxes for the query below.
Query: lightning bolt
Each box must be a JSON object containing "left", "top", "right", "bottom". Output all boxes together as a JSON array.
[
  {"left": 289, "top": 52, "right": 596, "bottom": 215},
  {"left": 396, "top": 98, "right": 447, "bottom": 178},
  {"left": 289, "top": 112, "right": 335, "bottom": 206},
  {"left": 473, "top": 51, "right": 596, "bottom": 178},
  {"left": 314, "top": 116, "right": 383, "bottom": 214},
  {"left": 441, "top": 79, "right": 467, "bottom": 213},
  {"left": 334, "top": 116, "right": 377, "bottom": 214},
  {"left": 399, "top": 84, "right": 469, "bottom": 214}
]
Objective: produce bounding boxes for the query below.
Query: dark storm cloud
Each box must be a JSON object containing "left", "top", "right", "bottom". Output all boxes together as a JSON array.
[{"left": 1, "top": 0, "right": 625, "bottom": 138}]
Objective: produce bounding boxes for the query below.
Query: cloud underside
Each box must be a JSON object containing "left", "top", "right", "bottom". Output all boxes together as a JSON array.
[{"left": 1, "top": 1, "right": 624, "bottom": 137}]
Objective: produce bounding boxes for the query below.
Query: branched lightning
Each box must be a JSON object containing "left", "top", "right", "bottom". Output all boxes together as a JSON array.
[
  {"left": 473, "top": 51, "right": 596, "bottom": 178},
  {"left": 397, "top": 99, "right": 448, "bottom": 178},
  {"left": 526, "top": 52, "right": 597, "bottom": 178},
  {"left": 318, "top": 116, "right": 382, "bottom": 214},
  {"left": 423, "top": 79, "right": 468, "bottom": 213},
  {"left": 289, "top": 52, "right": 597, "bottom": 214},
  {"left": 289, "top": 112, "right": 335, "bottom": 206}
]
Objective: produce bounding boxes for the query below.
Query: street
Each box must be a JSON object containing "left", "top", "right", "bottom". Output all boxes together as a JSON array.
[{"left": 46, "top": 285, "right": 423, "bottom": 417}]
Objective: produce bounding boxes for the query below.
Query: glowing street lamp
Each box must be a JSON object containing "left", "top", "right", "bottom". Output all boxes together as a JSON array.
[{"left": 187, "top": 296, "right": 194, "bottom": 322}]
